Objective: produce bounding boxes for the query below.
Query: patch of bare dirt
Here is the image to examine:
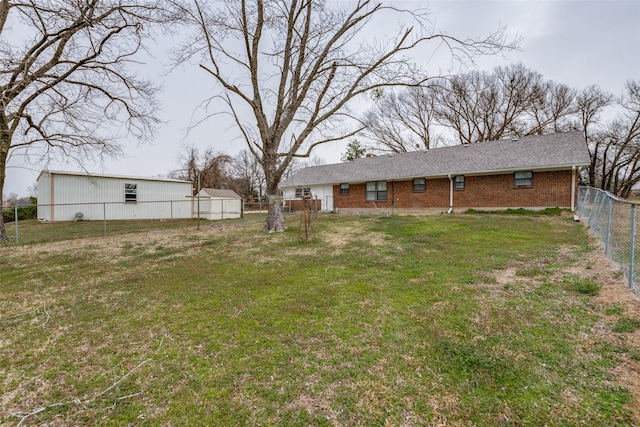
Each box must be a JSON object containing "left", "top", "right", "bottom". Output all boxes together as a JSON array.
[
  {"left": 494, "top": 267, "right": 518, "bottom": 286},
  {"left": 323, "top": 220, "right": 386, "bottom": 248}
]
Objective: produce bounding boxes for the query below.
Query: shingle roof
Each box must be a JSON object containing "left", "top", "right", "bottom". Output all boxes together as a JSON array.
[
  {"left": 280, "top": 132, "right": 590, "bottom": 187},
  {"left": 199, "top": 188, "right": 241, "bottom": 199}
]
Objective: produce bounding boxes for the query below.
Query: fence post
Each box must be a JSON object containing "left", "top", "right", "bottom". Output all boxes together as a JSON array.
[
  {"left": 605, "top": 198, "right": 612, "bottom": 256},
  {"left": 595, "top": 192, "right": 608, "bottom": 233},
  {"left": 589, "top": 191, "right": 600, "bottom": 228},
  {"left": 630, "top": 204, "right": 636, "bottom": 290},
  {"left": 584, "top": 187, "right": 594, "bottom": 218},
  {"left": 171, "top": 201, "right": 174, "bottom": 228},
  {"left": 14, "top": 205, "right": 19, "bottom": 244},
  {"left": 103, "top": 203, "right": 107, "bottom": 237},
  {"left": 579, "top": 187, "right": 589, "bottom": 217}
]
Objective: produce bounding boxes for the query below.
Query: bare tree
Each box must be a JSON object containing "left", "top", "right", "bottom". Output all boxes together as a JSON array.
[
  {"left": 575, "top": 85, "right": 614, "bottom": 187},
  {"left": 363, "top": 64, "right": 578, "bottom": 151},
  {"left": 305, "top": 154, "right": 325, "bottom": 167},
  {"left": 2, "top": 192, "right": 18, "bottom": 208},
  {"left": 0, "top": 1, "right": 165, "bottom": 242},
  {"left": 592, "top": 80, "right": 640, "bottom": 197},
  {"left": 361, "top": 85, "right": 441, "bottom": 153},
  {"left": 526, "top": 80, "right": 577, "bottom": 135},
  {"left": 170, "top": 145, "right": 234, "bottom": 195},
  {"left": 234, "top": 148, "right": 265, "bottom": 201},
  {"left": 170, "top": 0, "right": 517, "bottom": 231},
  {"left": 433, "top": 64, "right": 547, "bottom": 144}
]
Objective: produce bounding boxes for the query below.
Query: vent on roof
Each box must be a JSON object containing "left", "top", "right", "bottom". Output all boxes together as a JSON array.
[{"left": 512, "top": 138, "right": 519, "bottom": 142}]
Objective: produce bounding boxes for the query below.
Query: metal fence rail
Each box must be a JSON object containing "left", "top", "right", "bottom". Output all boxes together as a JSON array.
[
  {"left": 1, "top": 199, "right": 244, "bottom": 244},
  {"left": 577, "top": 186, "right": 639, "bottom": 292}
]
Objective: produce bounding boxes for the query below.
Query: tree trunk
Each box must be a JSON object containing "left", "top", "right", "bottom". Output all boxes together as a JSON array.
[
  {"left": 0, "top": 120, "right": 10, "bottom": 243},
  {"left": 261, "top": 151, "right": 286, "bottom": 232},
  {"left": 263, "top": 194, "right": 286, "bottom": 232}
]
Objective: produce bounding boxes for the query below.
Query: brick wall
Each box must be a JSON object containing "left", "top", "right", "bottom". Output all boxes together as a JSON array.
[{"left": 333, "top": 170, "right": 575, "bottom": 210}]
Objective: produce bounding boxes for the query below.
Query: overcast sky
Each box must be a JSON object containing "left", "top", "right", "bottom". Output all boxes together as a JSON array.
[{"left": 5, "top": 0, "right": 640, "bottom": 198}]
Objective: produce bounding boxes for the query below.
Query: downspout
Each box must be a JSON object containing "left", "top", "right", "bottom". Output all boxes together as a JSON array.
[
  {"left": 571, "top": 165, "right": 576, "bottom": 212},
  {"left": 447, "top": 174, "right": 453, "bottom": 214}
]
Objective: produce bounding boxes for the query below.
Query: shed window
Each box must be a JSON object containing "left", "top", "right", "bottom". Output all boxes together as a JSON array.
[
  {"left": 454, "top": 175, "right": 465, "bottom": 190},
  {"left": 514, "top": 171, "right": 533, "bottom": 187},
  {"left": 413, "top": 178, "right": 426, "bottom": 192},
  {"left": 125, "top": 183, "right": 137, "bottom": 203},
  {"left": 340, "top": 183, "right": 350, "bottom": 195},
  {"left": 295, "top": 187, "right": 311, "bottom": 198},
  {"left": 366, "top": 181, "right": 387, "bottom": 201}
]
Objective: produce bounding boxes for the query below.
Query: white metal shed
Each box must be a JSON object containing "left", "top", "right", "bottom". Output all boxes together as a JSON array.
[
  {"left": 194, "top": 188, "right": 243, "bottom": 220},
  {"left": 37, "top": 170, "right": 193, "bottom": 222}
]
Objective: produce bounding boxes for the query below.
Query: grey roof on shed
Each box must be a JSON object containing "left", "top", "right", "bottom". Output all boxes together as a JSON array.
[
  {"left": 199, "top": 188, "right": 241, "bottom": 199},
  {"left": 280, "top": 132, "right": 590, "bottom": 187}
]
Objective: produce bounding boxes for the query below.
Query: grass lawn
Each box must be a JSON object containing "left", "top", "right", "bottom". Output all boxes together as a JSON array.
[{"left": 1, "top": 213, "right": 639, "bottom": 426}]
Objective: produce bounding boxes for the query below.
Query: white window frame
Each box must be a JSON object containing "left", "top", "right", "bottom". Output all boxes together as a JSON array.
[
  {"left": 413, "top": 178, "right": 426, "bottom": 192},
  {"left": 295, "top": 187, "right": 311, "bottom": 198},
  {"left": 514, "top": 171, "right": 533, "bottom": 187},
  {"left": 124, "top": 183, "right": 137, "bottom": 203},
  {"left": 366, "top": 181, "right": 387, "bottom": 201}
]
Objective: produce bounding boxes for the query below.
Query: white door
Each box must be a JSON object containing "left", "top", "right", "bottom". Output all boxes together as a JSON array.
[{"left": 324, "top": 195, "right": 334, "bottom": 211}]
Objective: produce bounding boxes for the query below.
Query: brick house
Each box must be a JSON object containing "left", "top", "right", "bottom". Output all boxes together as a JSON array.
[{"left": 280, "top": 132, "right": 591, "bottom": 213}]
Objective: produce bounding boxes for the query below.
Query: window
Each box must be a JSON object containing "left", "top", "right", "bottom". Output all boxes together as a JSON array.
[
  {"left": 454, "top": 175, "right": 465, "bottom": 190},
  {"left": 125, "top": 183, "right": 137, "bottom": 203},
  {"left": 514, "top": 171, "right": 533, "bottom": 187},
  {"left": 366, "top": 181, "right": 387, "bottom": 201},
  {"left": 340, "top": 183, "right": 350, "bottom": 195},
  {"left": 413, "top": 178, "right": 426, "bottom": 192},
  {"left": 295, "top": 187, "right": 311, "bottom": 198}
]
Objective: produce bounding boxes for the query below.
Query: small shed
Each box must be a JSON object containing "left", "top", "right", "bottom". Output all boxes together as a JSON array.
[
  {"left": 37, "top": 170, "right": 194, "bottom": 221},
  {"left": 194, "top": 188, "right": 243, "bottom": 220}
]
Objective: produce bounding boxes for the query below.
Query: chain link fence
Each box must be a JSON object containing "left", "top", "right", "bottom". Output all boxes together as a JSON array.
[
  {"left": 1, "top": 199, "right": 244, "bottom": 244},
  {"left": 577, "top": 186, "right": 639, "bottom": 293}
]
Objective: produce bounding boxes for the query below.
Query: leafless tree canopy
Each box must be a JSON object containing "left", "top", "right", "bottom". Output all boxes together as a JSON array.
[
  {"left": 0, "top": 0, "right": 165, "bottom": 242},
  {"left": 233, "top": 149, "right": 265, "bottom": 201},
  {"left": 585, "top": 81, "right": 640, "bottom": 197},
  {"left": 362, "top": 86, "right": 442, "bottom": 152},
  {"left": 363, "top": 63, "right": 577, "bottom": 151},
  {"left": 170, "top": 145, "right": 235, "bottom": 195},
  {"left": 170, "top": 0, "right": 517, "bottom": 231}
]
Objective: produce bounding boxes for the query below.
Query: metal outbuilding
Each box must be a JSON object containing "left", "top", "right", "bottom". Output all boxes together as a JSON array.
[{"left": 37, "top": 170, "right": 194, "bottom": 222}]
